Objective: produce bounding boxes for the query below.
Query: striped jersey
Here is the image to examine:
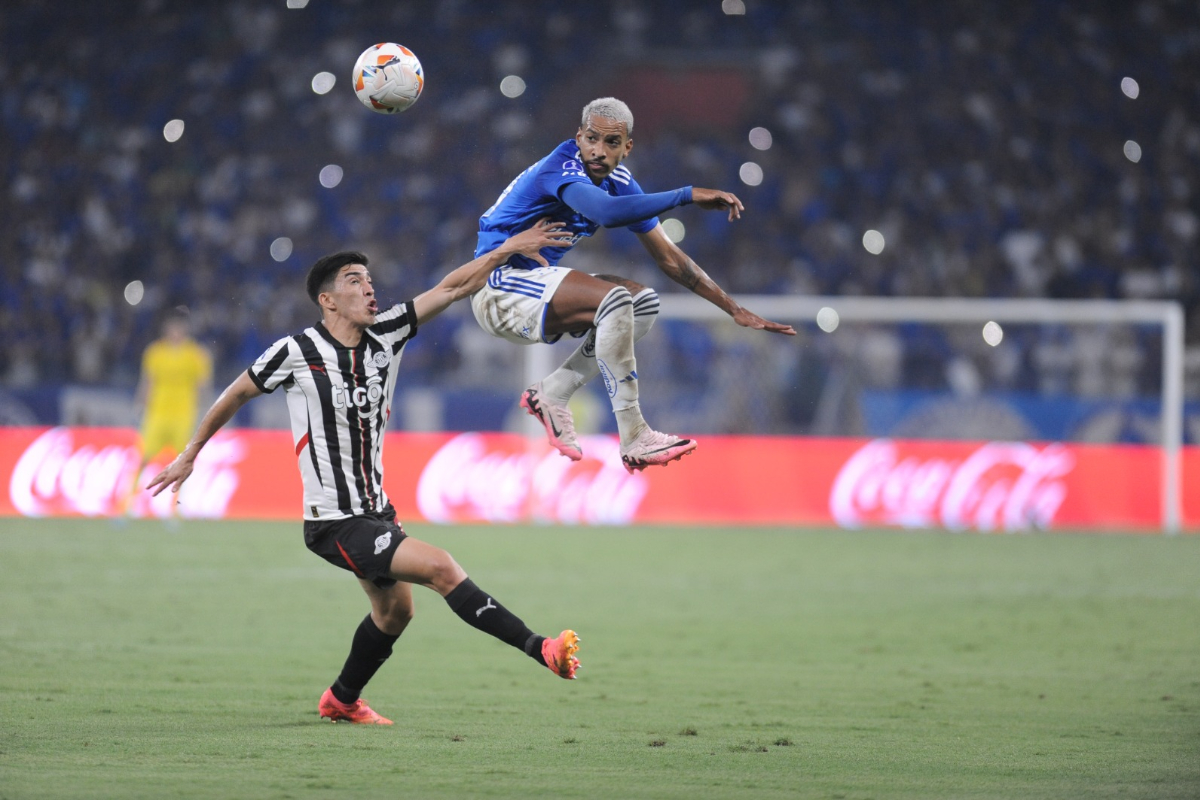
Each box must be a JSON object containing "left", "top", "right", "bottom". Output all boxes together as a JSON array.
[
  {"left": 246, "top": 302, "right": 418, "bottom": 521},
  {"left": 475, "top": 139, "right": 660, "bottom": 270}
]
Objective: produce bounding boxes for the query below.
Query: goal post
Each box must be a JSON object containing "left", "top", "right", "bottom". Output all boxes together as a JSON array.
[{"left": 526, "top": 295, "right": 1186, "bottom": 534}]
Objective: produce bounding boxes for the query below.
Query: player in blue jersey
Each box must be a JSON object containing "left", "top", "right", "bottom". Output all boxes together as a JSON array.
[{"left": 472, "top": 97, "right": 796, "bottom": 473}]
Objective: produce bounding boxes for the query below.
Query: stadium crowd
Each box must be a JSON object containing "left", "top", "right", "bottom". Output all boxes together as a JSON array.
[{"left": 2, "top": 0, "right": 1198, "bottom": 436}]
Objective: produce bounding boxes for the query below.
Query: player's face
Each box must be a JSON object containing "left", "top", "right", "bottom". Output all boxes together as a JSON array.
[
  {"left": 326, "top": 265, "right": 377, "bottom": 327},
  {"left": 575, "top": 115, "right": 633, "bottom": 183}
]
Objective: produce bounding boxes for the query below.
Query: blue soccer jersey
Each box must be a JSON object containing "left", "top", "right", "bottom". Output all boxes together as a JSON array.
[{"left": 476, "top": 139, "right": 661, "bottom": 270}]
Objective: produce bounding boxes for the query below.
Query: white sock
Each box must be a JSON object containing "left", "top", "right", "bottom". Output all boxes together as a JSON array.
[
  {"left": 540, "top": 288, "right": 659, "bottom": 407},
  {"left": 590, "top": 286, "right": 647, "bottom": 444}
]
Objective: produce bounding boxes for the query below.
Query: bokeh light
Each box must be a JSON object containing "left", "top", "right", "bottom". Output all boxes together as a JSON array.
[
  {"left": 1120, "top": 76, "right": 1139, "bottom": 99},
  {"left": 1123, "top": 140, "right": 1142, "bottom": 163},
  {"left": 816, "top": 307, "right": 839, "bottom": 333},
  {"left": 319, "top": 164, "right": 343, "bottom": 188},
  {"left": 748, "top": 127, "right": 773, "bottom": 151},
  {"left": 722, "top": 0, "right": 746, "bottom": 14},
  {"left": 982, "top": 321, "right": 1004, "bottom": 346},
  {"left": 286, "top": 0, "right": 309, "bottom": 8},
  {"left": 124, "top": 280, "right": 144, "bottom": 306},
  {"left": 738, "top": 162, "right": 763, "bottom": 186},
  {"left": 499, "top": 75, "right": 526, "bottom": 98},
  {"left": 862, "top": 229, "right": 886, "bottom": 254},
  {"left": 311, "top": 72, "right": 336, "bottom": 95},
  {"left": 661, "top": 218, "right": 686, "bottom": 243},
  {"left": 270, "top": 237, "right": 294, "bottom": 262},
  {"left": 162, "top": 119, "right": 185, "bottom": 142}
]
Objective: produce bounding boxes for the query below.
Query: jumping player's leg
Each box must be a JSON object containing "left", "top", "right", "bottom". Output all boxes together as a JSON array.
[
  {"left": 539, "top": 273, "right": 659, "bottom": 407},
  {"left": 541, "top": 272, "right": 695, "bottom": 471},
  {"left": 388, "top": 537, "right": 579, "bottom": 679}
]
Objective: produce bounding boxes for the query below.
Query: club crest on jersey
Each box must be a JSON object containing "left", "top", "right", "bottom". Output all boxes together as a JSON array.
[
  {"left": 372, "top": 350, "right": 390, "bottom": 368},
  {"left": 332, "top": 375, "right": 384, "bottom": 410}
]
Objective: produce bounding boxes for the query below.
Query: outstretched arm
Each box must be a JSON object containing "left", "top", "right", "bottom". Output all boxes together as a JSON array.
[
  {"left": 146, "top": 370, "right": 263, "bottom": 496},
  {"left": 412, "top": 218, "right": 571, "bottom": 324},
  {"left": 636, "top": 223, "right": 797, "bottom": 336},
  {"left": 561, "top": 183, "right": 693, "bottom": 228}
]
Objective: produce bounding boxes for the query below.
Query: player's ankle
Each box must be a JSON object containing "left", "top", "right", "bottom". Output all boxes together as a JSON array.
[{"left": 614, "top": 407, "right": 646, "bottom": 445}]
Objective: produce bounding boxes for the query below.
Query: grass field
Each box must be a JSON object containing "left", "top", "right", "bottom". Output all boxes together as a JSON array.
[{"left": 1, "top": 519, "right": 1198, "bottom": 799}]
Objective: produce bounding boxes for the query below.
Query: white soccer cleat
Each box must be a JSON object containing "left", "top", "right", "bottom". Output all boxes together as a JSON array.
[
  {"left": 619, "top": 427, "right": 697, "bottom": 473},
  {"left": 520, "top": 382, "right": 583, "bottom": 461}
]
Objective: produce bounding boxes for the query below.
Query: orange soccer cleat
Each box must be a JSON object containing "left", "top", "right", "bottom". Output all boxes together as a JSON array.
[
  {"left": 541, "top": 629, "right": 581, "bottom": 680},
  {"left": 318, "top": 687, "right": 393, "bottom": 725}
]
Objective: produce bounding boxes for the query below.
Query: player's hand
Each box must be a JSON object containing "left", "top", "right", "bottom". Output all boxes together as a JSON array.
[
  {"left": 691, "top": 187, "right": 744, "bottom": 222},
  {"left": 506, "top": 218, "right": 573, "bottom": 267},
  {"left": 733, "top": 307, "right": 797, "bottom": 336},
  {"left": 146, "top": 454, "right": 196, "bottom": 497}
]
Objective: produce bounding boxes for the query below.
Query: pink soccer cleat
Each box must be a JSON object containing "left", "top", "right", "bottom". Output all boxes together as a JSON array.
[
  {"left": 520, "top": 382, "right": 582, "bottom": 461},
  {"left": 619, "top": 427, "right": 697, "bottom": 473}
]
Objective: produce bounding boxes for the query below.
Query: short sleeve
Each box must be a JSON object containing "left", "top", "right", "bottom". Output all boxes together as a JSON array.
[
  {"left": 369, "top": 301, "right": 419, "bottom": 354},
  {"left": 247, "top": 336, "right": 297, "bottom": 394},
  {"left": 542, "top": 154, "right": 593, "bottom": 205}
]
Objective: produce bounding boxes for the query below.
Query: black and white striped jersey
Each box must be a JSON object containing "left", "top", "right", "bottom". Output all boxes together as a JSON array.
[{"left": 246, "top": 302, "right": 418, "bottom": 521}]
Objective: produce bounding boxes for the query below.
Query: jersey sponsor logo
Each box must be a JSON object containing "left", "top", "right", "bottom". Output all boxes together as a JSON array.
[
  {"left": 331, "top": 375, "right": 385, "bottom": 410},
  {"left": 373, "top": 531, "right": 392, "bottom": 555}
]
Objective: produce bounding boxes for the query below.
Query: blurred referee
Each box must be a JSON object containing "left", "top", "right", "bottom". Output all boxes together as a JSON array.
[{"left": 148, "top": 220, "right": 579, "bottom": 725}]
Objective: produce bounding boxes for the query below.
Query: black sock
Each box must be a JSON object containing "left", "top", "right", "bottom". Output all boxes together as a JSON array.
[
  {"left": 444, "top": 578, "right": 546, "bottom": 666},
  {"left": 330, "top": 614, "right": 401, "bottom": 704}
]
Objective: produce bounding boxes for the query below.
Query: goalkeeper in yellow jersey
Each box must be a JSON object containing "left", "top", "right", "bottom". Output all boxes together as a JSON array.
[{"left": 128, "top": 310, "right": 212, "bottom": 511}]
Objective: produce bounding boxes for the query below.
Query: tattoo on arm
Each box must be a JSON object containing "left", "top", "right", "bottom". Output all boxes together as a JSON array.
[{"left": 677, "top": 258, "right": 701, "bottom": 290}]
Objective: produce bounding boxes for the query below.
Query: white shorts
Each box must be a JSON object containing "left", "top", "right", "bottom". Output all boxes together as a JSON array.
[{"left": 470, "top": 264, "right": 573, "bottom": 344}]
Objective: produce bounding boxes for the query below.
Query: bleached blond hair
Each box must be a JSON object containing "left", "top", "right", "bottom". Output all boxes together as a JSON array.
[{"left": 581, "top": 97, "right": 634, "bottom": 135}]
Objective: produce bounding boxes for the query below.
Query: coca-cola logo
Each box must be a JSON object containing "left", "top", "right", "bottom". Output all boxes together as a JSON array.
[
  {"left": 830, "top": 439, "right": 1075, "bottom": 531},
  {"left": 416, "top": 432, "right": 647, "bottom": 524},
  {"left": 9, "top": 428, "right": 245, "bottom": 519}
]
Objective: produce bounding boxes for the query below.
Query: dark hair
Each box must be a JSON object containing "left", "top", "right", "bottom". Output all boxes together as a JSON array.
[{"left": 305, "top": 251, "right": 369, "bottom": 305}]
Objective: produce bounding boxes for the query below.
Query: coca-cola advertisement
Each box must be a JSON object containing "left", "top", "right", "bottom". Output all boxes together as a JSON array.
[{"left": 0, "top": 427, "right": 1196, "bottom": 532}]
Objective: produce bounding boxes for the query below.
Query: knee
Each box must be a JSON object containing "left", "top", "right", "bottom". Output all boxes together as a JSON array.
[
  {"left": 427, "top": 550, "right": 468, "bottom": 596},
  {"left": 631, "top": 287, "right": 659, "bottom": 339},
  {"left": 375, "top": 602, "right": 413, "bottom": 636},
  {"left": 595, "top": 285, "right": 633, "bottom": 327},
  {"left": 593, "top": 274, "right": 646, "bottom": 295}
]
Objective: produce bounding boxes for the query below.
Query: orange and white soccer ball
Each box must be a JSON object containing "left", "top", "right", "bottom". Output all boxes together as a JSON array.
[{"left": 352, "top": 43, "right": 423, "bottom": 114}]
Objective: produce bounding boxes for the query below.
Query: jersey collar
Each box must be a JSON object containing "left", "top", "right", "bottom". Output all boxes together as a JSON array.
[{"left": 315, "top": 320, "right": 368, "bottom": 351}]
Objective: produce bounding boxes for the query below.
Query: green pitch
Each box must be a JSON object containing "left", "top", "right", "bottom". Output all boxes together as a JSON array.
[{"left": 1, "top": 520, "right": 1198, "bottom": 799}]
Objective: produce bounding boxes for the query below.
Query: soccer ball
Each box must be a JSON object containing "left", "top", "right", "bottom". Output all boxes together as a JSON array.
[{"left": 352, "top": 43, "right": 424, "bottom": 114}]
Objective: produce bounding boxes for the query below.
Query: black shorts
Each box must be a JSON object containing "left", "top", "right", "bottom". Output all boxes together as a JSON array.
[{"left": 303, "top": 505, "right": 408, "bottom": 588}]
